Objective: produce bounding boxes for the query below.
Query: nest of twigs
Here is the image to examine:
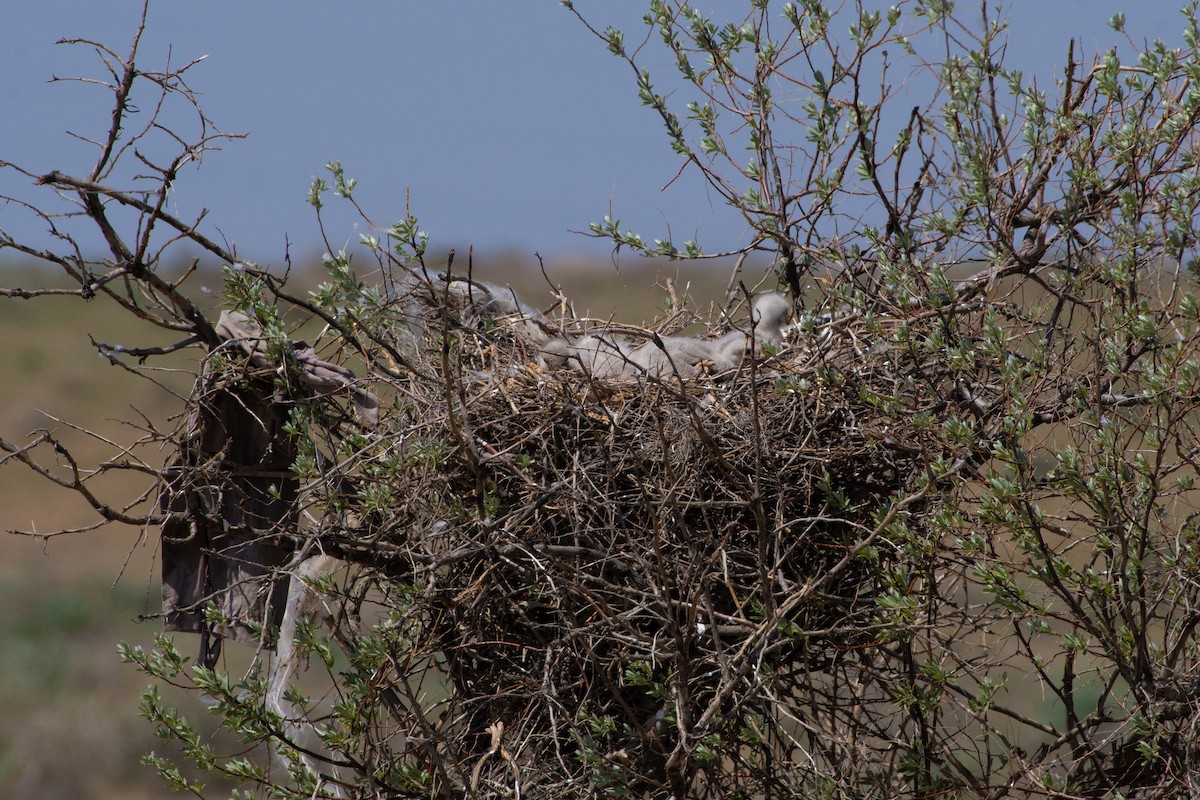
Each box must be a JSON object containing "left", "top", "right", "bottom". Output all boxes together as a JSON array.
[
  {"left": 248, "top": 276, "right": 961, "bottom": 798},
  {"left": 171, "top": 273, "right": 973, "bottom": 797}
]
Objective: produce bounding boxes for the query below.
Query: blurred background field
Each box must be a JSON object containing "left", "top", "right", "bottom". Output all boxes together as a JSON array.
[
  {"left": 0, "top": 251, "right": 741, "bottom": 798},
  {"left": 0, "top": 264, "right": 198, "bottom": 799}
]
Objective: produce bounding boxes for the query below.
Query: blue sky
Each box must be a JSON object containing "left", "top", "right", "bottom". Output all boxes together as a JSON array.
[{"left": 0, "top": 1, "right": 1186, "bottom": 268}]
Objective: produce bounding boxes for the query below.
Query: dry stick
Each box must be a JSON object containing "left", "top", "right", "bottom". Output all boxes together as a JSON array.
[
  {"left": 384, "top": 651, "right": 468, "bottom": 798},
  {"left": 645, "top": 404, "right": 696, "bottom": 795},
  {"left": 87, "top": 0, "right": 147, "bottom": 182},
  {"left": 38, "top": 171, "right": 221, "bottom": 345},
  {"left": 0, "top": 431, "right": 161, "bottom": 528},
  {"left": 38, "top": 171, "right": 234, "bottom": 264},
  {"left": 437, "top": 253, "right": 487, "bottom": 525},
  {"left": 742, "top": 283, "right": 775, "bottom": 624}
]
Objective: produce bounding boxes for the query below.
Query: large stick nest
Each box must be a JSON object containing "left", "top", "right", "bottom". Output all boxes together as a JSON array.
[{"left": 184, "top": 272, "right": 975, "bottom": 796}]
